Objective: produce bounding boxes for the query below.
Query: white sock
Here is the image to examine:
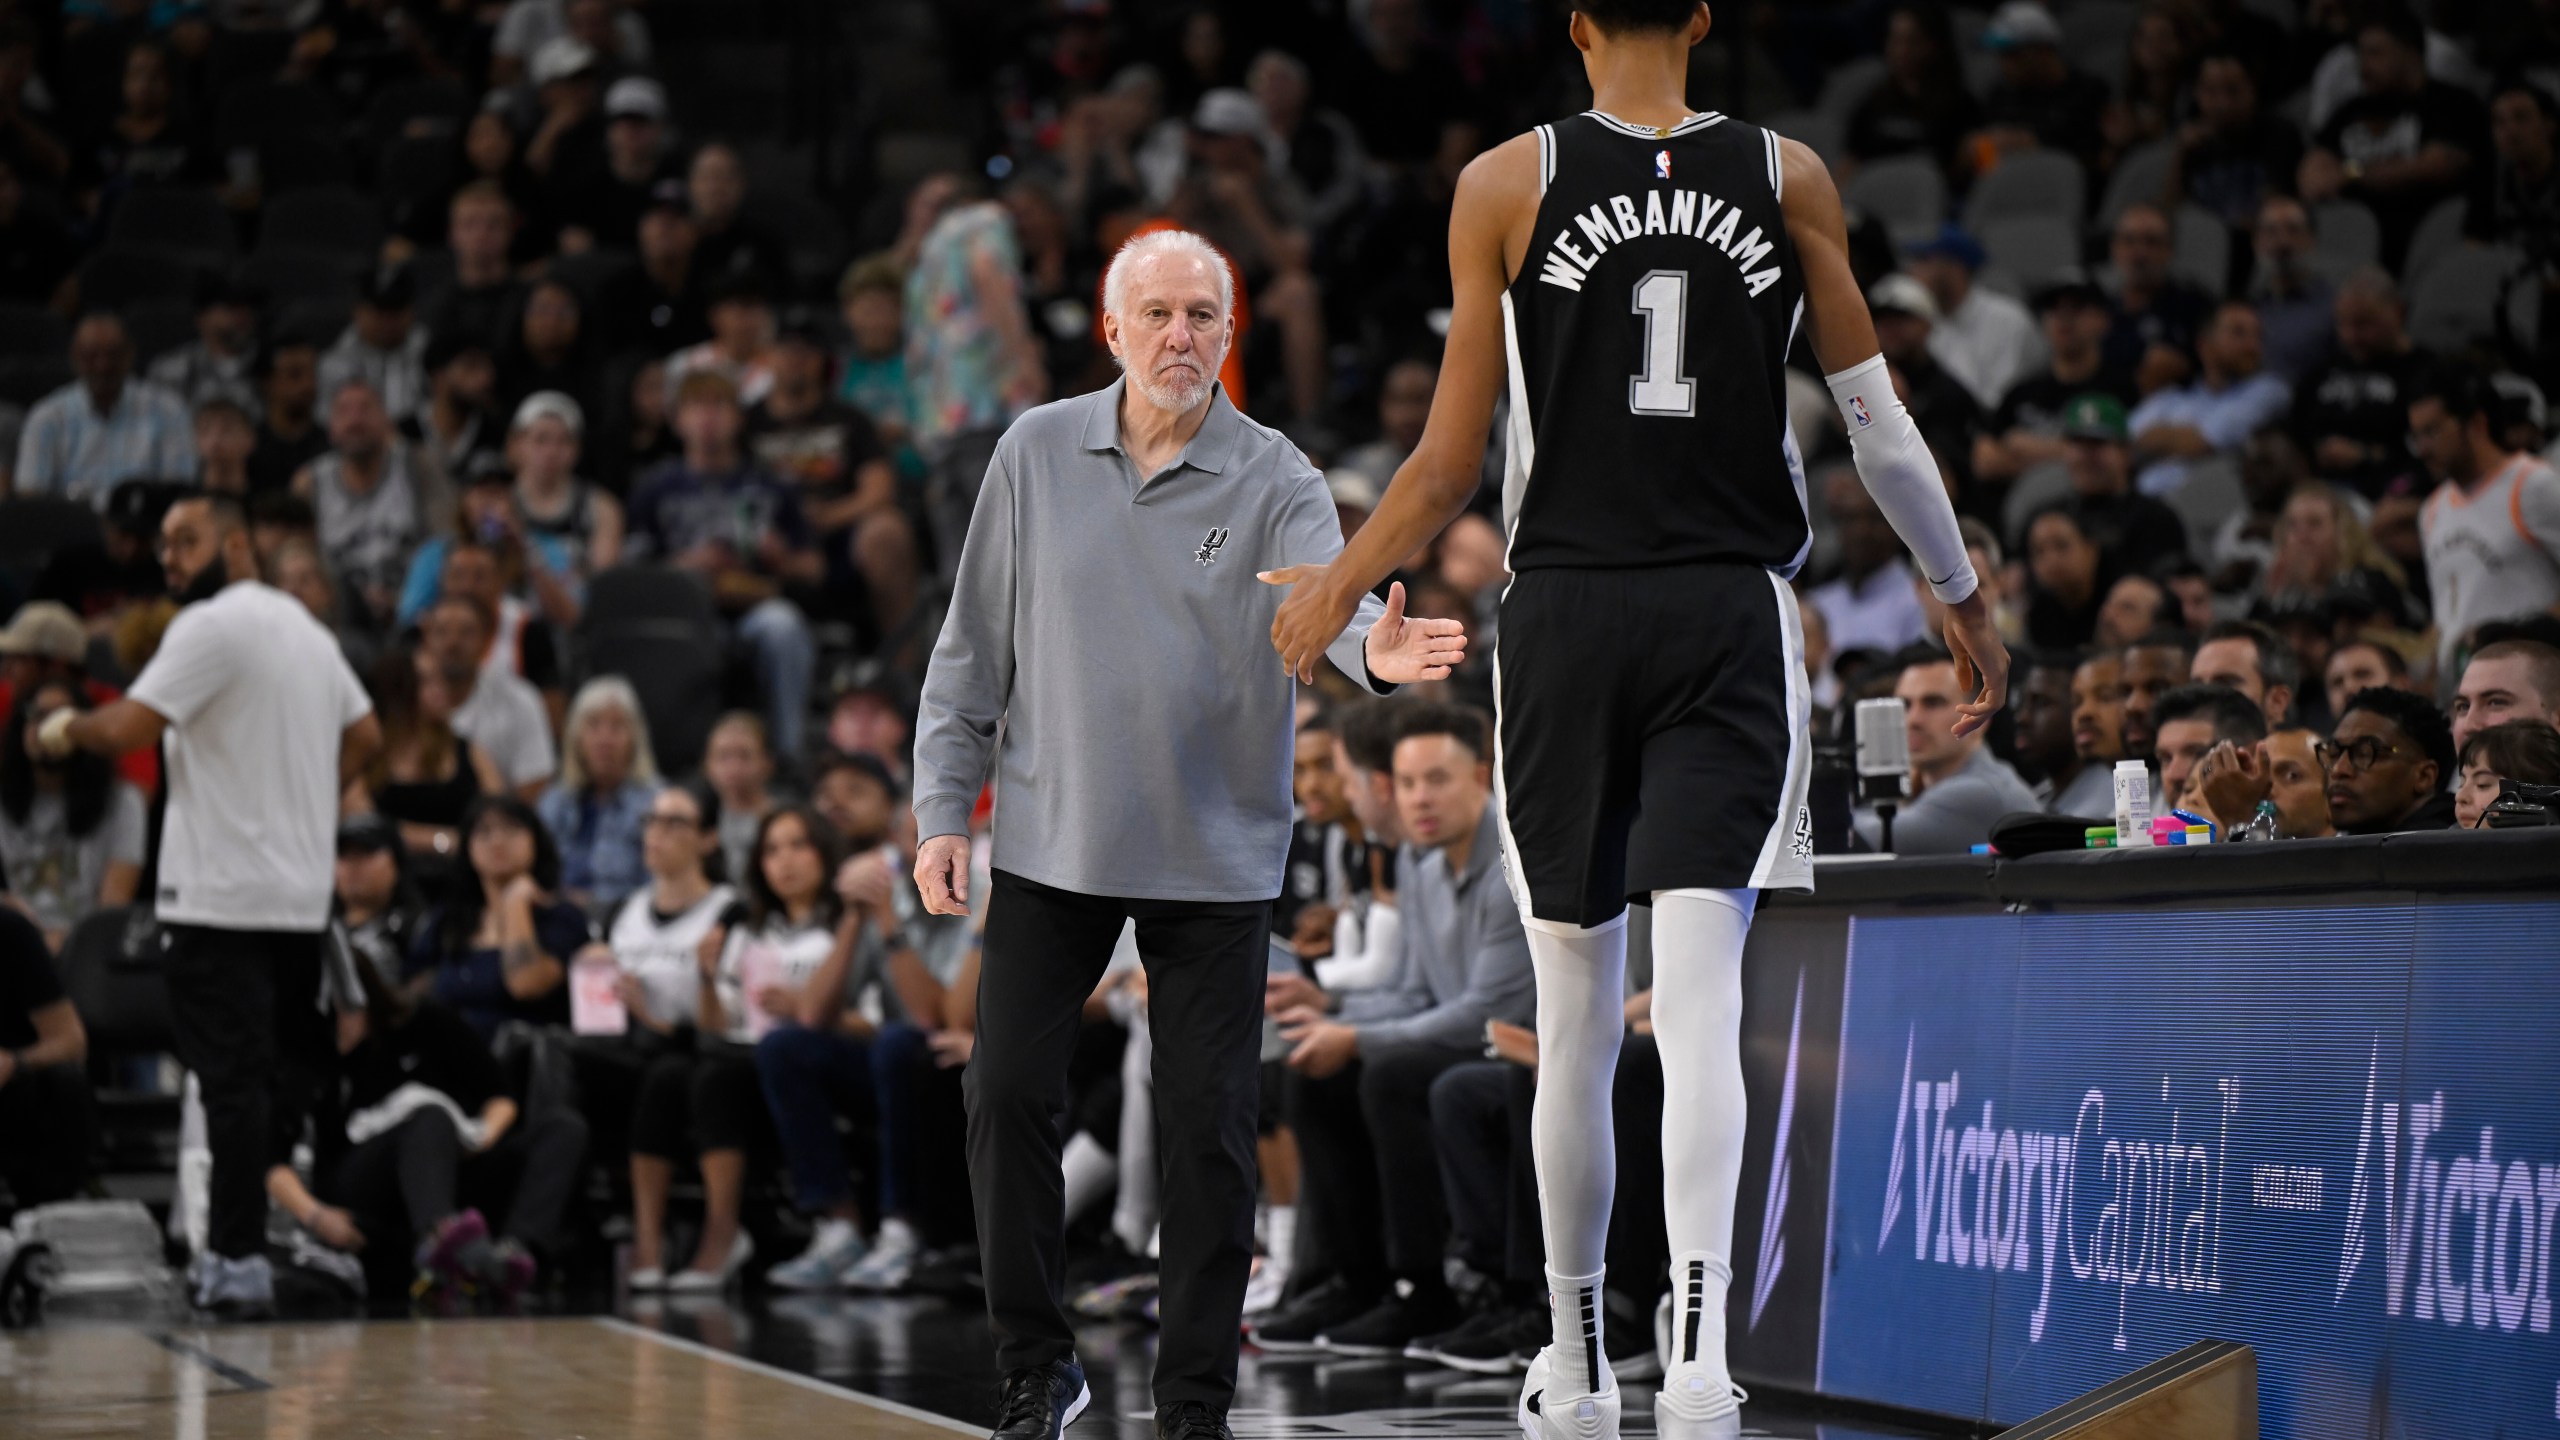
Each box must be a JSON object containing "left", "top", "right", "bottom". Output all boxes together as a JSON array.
[
  {"left": 1263, "top": 1204, "right": 1297, "bottom": 1285},
  {"left": 1061, "top": 1131, "right": 1116, "bottom": 1225},
  {"left": 1649, "top": 887, "right": 1754, "bottom": 1400},
  {"left": 1523, "top": 912, "right": 1627, "bottom": 1395}
]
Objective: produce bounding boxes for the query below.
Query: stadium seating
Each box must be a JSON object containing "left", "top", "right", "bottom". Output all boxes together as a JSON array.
[
  {"left": 77, "top": 250, "right": 199, "bottom": 311},
  {"left": 103, "top": 189, "right": 237, "bottom": 267},
  {"left": 255, "top": 187, "right": 385, "bottom": 262},
  {"left": 2097, "top": 139, "right": 2176, "bottom": 231},
  {"left": 579, "top": 566, "right": 733, "bottom": 777},
  {"left": 2401, "top": 197, "right": 2469, "bottom": 286},
  {"left": 1841, "top": 155, "right": 1946, "bottom": 243},
  {"left": 0, "top": 302, "right": 68, "bottom": 359},
  {"left": 1966, "top": 150, "right": 2087, "bottom": 229},
  {"left": 2409, "top": 245, "right": 2529, "bottom": 352},
  {"left": 2312, "top": 201, "right": 2382, "bottom": 275}
]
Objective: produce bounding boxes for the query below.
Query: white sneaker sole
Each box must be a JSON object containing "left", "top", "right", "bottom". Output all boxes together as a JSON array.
[
  {"left": 1517, "top": 1349, "right": 1622, "bottom": 1440},
  {"left": 1058, "top": 1381, "right": 1090, "bottom": 1433},
  {"left": 1653, "top": 1392, "right": 1740, "bottom": 1440}
]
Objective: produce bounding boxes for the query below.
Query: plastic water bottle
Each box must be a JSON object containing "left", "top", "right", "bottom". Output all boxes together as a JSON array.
[
  {"left": 2113, "top": 760, "right": 2153, "bottom": 849},
  {"left": 2242, "top": 800, "right": 2280, "bottom": 843}
]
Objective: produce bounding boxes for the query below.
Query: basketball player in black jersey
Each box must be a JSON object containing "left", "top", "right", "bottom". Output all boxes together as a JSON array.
[{"left": 1263, "top": 5, "right": 2007, "bottom": 1439}]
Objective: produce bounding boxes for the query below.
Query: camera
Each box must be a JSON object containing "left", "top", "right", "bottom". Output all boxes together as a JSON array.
[{"left": 2482, "top": 780, "right": 2560, "bottom": 829}]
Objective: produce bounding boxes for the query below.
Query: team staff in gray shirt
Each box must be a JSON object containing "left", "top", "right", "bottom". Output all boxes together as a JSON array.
[
  {"left": 909, "top": 228, "right": 1465, "bottom": 1440},
  {"left": 1252, "top": 702, "right": 1533, "bottom": 1353}
]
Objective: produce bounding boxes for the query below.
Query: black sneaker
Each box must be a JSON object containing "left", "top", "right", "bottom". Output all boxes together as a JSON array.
[
  {"left": 1154, "top": 1400, "right": 1233, "bottom": 1440},
  {"left": 991, "top": 1357, "right": 1090, "bottom": 1440},
  {"left": 1316, "top": 1285, "right": 1461, "bottom": 1357},
  {"left": 1419, "top": 1305, "right": 1547, "bottom": 1374},
  {"left": 1247, "top": 1277, "right": 1371, "bottom": 1354}
]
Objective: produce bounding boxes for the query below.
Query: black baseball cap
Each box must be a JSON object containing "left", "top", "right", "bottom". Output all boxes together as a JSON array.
[
  {"left": 337, "top": 813, "right": 401, "bottom": 855},
  {"left": 2030, "top": 267, "right": 2107, "bottom": 312}
]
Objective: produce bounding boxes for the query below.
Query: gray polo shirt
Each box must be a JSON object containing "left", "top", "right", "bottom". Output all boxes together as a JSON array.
[
  {"left": 913, "top": 380, "right": 1388, "bottom": 902},
  {"left": 1338, "top": 804, "right": 1535, "bottom": 1051}
]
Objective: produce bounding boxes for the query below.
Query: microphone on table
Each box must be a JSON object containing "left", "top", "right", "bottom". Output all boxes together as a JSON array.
[{"left": 1854, "top": 696, "right": 1910, "bottom": 854}]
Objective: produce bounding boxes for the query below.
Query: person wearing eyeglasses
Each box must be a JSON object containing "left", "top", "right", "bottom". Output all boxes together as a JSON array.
[{"left": 2321, "top": 686, "right": 2458, "bottom": 834}]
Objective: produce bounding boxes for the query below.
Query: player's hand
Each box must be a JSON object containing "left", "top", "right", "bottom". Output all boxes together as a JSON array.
[
  {"left": 1939, "top": 590, "right": 2009, "bottom": 739},
  {"left": 1359, "top": 581, "right": 1468, "bottom": 685},
  {"left": 1265, "top": 972, "right": 1325, "bottom": 1016},
  {"left": 1258, "top": 563, "right": 1363, "bottom": 684},
  {"left": 914, "top": 834, "right": 972, "bottom": 916}
]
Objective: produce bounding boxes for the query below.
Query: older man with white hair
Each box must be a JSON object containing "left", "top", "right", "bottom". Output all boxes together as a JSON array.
[{"left": 912, "top": 228, "right": 1465, "bottom": 1440}]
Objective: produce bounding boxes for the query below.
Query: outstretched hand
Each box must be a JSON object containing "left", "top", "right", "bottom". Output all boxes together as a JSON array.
[{"left": 1259, "top": 569, "right": 1467, "bottom": 686}]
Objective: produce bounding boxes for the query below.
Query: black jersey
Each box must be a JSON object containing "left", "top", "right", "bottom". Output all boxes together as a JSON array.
[{"left": 1501, "top": 111, "right": 1810, "bottom": 573}]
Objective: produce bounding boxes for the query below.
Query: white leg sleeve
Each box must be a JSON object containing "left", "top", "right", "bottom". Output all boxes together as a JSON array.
[
  {"left": 1524, "top": 914, "right": 1627, "bottom": 1397},
  {"left": 1650, "top": 886, "right": 1756, "bottom": 1408}
]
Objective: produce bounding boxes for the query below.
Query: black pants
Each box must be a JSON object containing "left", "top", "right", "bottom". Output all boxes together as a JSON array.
[
  {"left": 0, "top": 1062, "right": 96, "bottom": 1211},
  {"left": 968, "top": 869, "right": 1269, "bottom": 1409},
  {"left": 325, "top": 1106, "right": 589, "bottom": 1257},
  {"left": 162, "top": 925, "right": 330, "bottom": 1261},
  {"left": 630, "top": 1047, "right": 770, "bottom": 1159},
  {"left": 1285, "top": 1038, "right": 1480, "bottom": 1297},
  {"left": 1431, "top": 1060, "right": 1545, "bottom": 1288}
]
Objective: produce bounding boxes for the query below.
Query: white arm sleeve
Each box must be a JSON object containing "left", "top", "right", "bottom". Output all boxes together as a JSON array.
[
  {"left": 1822, "top": 354, "right": 1979, "bottom": 605},
  {"left": 1314, "top": 901, "right": 1400, "bottom": 992}
]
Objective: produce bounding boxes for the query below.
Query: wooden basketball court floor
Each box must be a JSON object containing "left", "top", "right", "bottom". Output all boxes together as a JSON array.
[
  {"left": 1, "top": 1302, "right": 1953, "bottom": 1439},
  {"left": 0, "top": 1315, "right": 975, "bottom": 1440}
]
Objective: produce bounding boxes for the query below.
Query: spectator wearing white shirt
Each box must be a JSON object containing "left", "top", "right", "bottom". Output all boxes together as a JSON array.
[
  {"left": 1905, "top": 225, "right": 2045, "bottom": 411},
  {"left": 38, "top": 493, "right": 380, "bottom": 1318},
  {"left": 2128, "top": 301, "right": 2293, "bottom": 497},
  {"left": 9, "top": 314, "right": 193, "bottom": 506},
  {"left": 420, "top": 593, "right": 557, "bottom": 800},
  {"left": 1808, "top": 470, "right": 1928, "bottom": 657}
]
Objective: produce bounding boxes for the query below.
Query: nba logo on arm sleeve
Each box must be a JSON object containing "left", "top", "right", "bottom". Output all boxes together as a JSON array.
[
  {"left": 1655, "top": 149, "right": 1671, "bottom": 180},
  {"left": 1850, "top": 395, "right": 1872, "bottom": 428}
]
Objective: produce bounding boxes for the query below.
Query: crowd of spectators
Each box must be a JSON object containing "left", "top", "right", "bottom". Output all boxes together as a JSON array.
[{"left": 1, "top": 0, "right": 2557, "bottom": 1351}]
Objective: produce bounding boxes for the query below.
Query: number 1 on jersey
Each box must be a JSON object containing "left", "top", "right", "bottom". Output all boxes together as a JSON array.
[{"left": 1628, "top": 269, "right": 1695, "bottom": 417}]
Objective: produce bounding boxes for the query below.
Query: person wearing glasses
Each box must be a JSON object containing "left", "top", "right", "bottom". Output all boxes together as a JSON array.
[{"left": 2321, "top": 687, "right": 2458, "bottom": 834}]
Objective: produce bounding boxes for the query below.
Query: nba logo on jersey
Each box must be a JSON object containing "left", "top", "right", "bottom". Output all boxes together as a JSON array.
[
  {"left": 1654, "top": 148, "right": 1671, "bottom": 179},
  {"left": 1849, "top": 395, "right": 1873, "bottom": 428}
]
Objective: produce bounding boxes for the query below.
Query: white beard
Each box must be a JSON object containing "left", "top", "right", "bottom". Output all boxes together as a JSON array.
[{"left": 1129, "top": 353, "right": 1218, "bottom": 412}]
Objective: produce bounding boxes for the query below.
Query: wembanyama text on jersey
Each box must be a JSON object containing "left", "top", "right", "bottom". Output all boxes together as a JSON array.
[{"left": 1501, "top": 111, "right": 1811, "bottom": 576}]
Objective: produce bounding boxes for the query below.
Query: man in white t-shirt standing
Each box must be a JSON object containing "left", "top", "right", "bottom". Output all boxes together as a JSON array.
[
  {"left": 2410, "top": 367, "right": 2560, "bottom": 676},
  {"left": 38, "top": 493, "right": 380, "bottom": 1318}
]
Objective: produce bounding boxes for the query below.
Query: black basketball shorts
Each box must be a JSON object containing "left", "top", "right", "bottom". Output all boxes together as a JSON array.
[{"left": 1492, "top": 561, "right": 1814, "bottom": 929}]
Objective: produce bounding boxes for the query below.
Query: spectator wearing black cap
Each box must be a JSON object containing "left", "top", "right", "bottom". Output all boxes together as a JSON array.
[
  {"left": 2298, "top": 10, "right": 2490, "bottom": 272},
  {"left": 555, "top": 76, "right": 675, "bottom": 254},
  {"left": 599, "top": 180, "right": 712, "bottom": 356},
  {"left": 1, "top": 678, "right": 145, "bottom": 949},
  {"left": 752, "top": 323, "right": 916, "bottom": 648},
  {"left": 0, "top": 905, "right": 91, "bottom": 1217},
  {"left": 403, "top": 331, "right": 507, "bottom": 500},
  {"left": 10, "top": 313, "right": 194, "bottom": 506},
  {"left": 1974, "top": 272, "right": 2139, "bottom": 492},
  {"left": 31, "top": 477, "right": 174, "bottom": 635},
  {"left": 248, "top": 334, "right": 328, "bottom": 497},
  {"left": 148, "top": 275, "right": 262, "bottom": 415},
  {"left": 320, "top": 267, "right": 430, "bottom": 428},
  {"left": 422, "top": 182, "right": 529, "bottom": 354},
  {"left": 2246, "top": 197, "right": 2337, "bottom": 389},
  {"left": 2172, "top": 51, "right": 2304, "bottom": 230},
  {"left": 2322, "top": 685, "right": 2459, "bottom": 834},
  {"left": 666, "top": 270, "right": 779, "bottom": 411},
  {"left": 1905, "top": 225, "right": 2044, "bottom": 413}
]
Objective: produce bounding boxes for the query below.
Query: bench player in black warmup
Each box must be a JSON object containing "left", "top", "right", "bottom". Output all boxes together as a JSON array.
[{"left": 1263, "top": 5, "right": 2008, "bottom": 1438}]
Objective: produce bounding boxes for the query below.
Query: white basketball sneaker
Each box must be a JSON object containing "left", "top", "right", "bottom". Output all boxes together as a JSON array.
[
  {"left": 1517, "top": 1344, "right": 1622, "bottom": 1440},
  {"left": 1654, "top": 1368, "right": 1747, "bottom": 1440}
]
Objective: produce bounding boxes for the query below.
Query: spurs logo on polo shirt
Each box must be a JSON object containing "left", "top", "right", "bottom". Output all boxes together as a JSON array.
[{"left": 1195, "top": 527, "right": 1229, "bottom": 566}]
